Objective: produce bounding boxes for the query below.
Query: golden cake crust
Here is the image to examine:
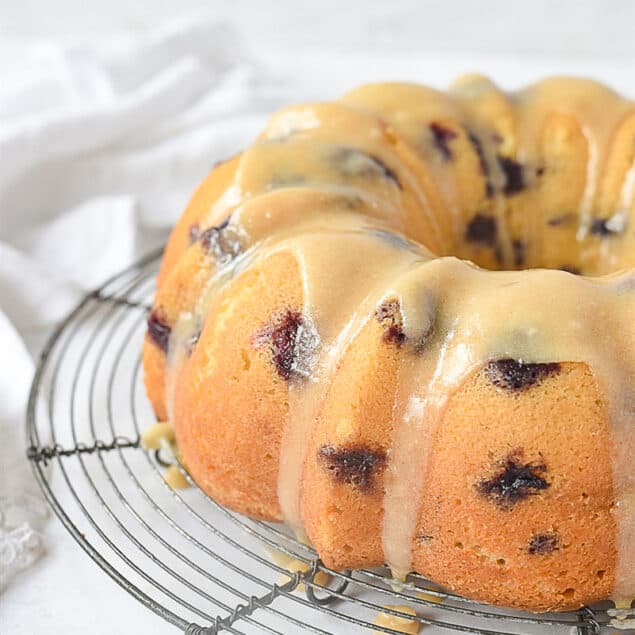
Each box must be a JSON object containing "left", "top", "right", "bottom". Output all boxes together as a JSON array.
[{"left": 143, "top": 76, "right": 635, "bottom": 612}]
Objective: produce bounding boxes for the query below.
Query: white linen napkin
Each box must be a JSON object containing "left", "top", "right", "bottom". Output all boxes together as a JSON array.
[{"left": 0, "top": 15, "right": 300, "bottom": 589}]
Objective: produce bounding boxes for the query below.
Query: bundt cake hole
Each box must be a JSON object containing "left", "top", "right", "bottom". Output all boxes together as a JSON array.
[{"left": 455, "top": 187, "right": 627, "bottom": 271}]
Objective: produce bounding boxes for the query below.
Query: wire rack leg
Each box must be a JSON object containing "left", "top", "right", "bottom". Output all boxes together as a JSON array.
[{"left": 575, "top": 607, "right": 600, "bottom": 635}]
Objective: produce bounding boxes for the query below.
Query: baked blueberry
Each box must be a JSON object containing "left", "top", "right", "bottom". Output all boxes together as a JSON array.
[
  {"left": 318, "top": 444, "right": 387, "bottom": 492},
  {"left": 485, "top": 359, "right": 561, "bottom": 390},
  {"left": 375, "top": 299, "right": 406, "bottom": 346},
  {"left": 254, "top": 310, "right": 320, "bottom": 381},
  {"left": 147, "top": 309, "right": 171, "bottom": 353},
  {"left": 199, "top": 217, "right": 243, "bottom": 265},
  {"left": 466, "top": 214, "right": 498, "bottom": 247},
  {"left": 497, "top": 155, "right": 525, "bottom": 195},
  {"left": 528, "top": 533, "right": 559, "bottom": 555},
  {"left": 429, "top": 122, "right": 457, "bottom": 161},
  {"left": 476, "top": 450, "right": 550, "bottom": 508}
]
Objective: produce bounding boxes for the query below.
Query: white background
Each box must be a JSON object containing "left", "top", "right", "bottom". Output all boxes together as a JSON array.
[
  {"left": 2, "top": 1, "right": 634, "bottom": 91},
  {"left": 0, "top": 2, "right": 634, "bottom": 634}
]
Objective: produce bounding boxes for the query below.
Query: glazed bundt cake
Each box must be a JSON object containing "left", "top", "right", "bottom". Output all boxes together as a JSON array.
[{"left": 143, "top": 76, "right": 635, "bottom": 613}]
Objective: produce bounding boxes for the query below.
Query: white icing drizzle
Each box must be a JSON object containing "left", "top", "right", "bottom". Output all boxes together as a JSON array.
[
  {"left": 618, "top": 160, "right": 635, "bottom": 214},
  {"left": 577, "top": 127, "right": 600, "bottom": 241},
  {"left": 164, "top": 311, "right": 197, "bottom": 422},
  {"left": 278, "top": 228, "right": 426, "bottom": 532}
]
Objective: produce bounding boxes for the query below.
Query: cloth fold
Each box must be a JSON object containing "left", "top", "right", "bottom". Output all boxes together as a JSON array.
[
  {"left": 0, "top": 310, "right": 44, "bottom": 591},
  {"left": 0, "top": 16, "right": 291, "bottom": 589}
]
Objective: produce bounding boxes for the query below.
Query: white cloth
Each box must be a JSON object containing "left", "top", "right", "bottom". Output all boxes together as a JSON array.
[
  {"left": 0, "top": 15, "right": 292, "bottom": 591},
  {"left": 1, "top": 10, "right": 633, "bottom": 634},
  {"left": 0, "top": 311, "right": 45, "bottom": 591}
]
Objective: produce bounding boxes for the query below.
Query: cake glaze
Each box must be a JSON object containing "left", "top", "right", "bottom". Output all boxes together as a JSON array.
[{"left": 143, "top": 76, "right": 634, "bottom": 612}]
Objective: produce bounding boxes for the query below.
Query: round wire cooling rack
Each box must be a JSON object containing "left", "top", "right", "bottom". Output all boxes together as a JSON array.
[{"left": 25, "top": 248, "right": 624, "bottom": 635}]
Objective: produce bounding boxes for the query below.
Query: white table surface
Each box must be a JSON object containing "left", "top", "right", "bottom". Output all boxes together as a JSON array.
[{"left": 1, "top": 3, "right": 634, "bottom": 634}]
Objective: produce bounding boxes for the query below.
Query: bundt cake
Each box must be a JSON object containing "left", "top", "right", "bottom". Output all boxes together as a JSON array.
[{"left": 143, "top": 75, "right": 635, "bottom": 613}]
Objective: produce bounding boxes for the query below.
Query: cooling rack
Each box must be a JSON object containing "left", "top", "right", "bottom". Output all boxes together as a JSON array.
[{"left": 26, "top": 248, "right": 625, "bottom": 634}]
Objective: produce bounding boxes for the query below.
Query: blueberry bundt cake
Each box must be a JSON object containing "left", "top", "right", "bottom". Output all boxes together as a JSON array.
[{"left": 143, "top": 76, "right": 635, "bottom": 613}]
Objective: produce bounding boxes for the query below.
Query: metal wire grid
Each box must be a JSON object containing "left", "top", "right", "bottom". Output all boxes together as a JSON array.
[{"left": 25, "top": 248, "right": 617, "bottom": 635}]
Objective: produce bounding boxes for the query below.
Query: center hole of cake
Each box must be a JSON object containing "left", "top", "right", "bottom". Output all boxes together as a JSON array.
[{"left": 457, "top": 212, "right": 623, "bottom": 274}]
